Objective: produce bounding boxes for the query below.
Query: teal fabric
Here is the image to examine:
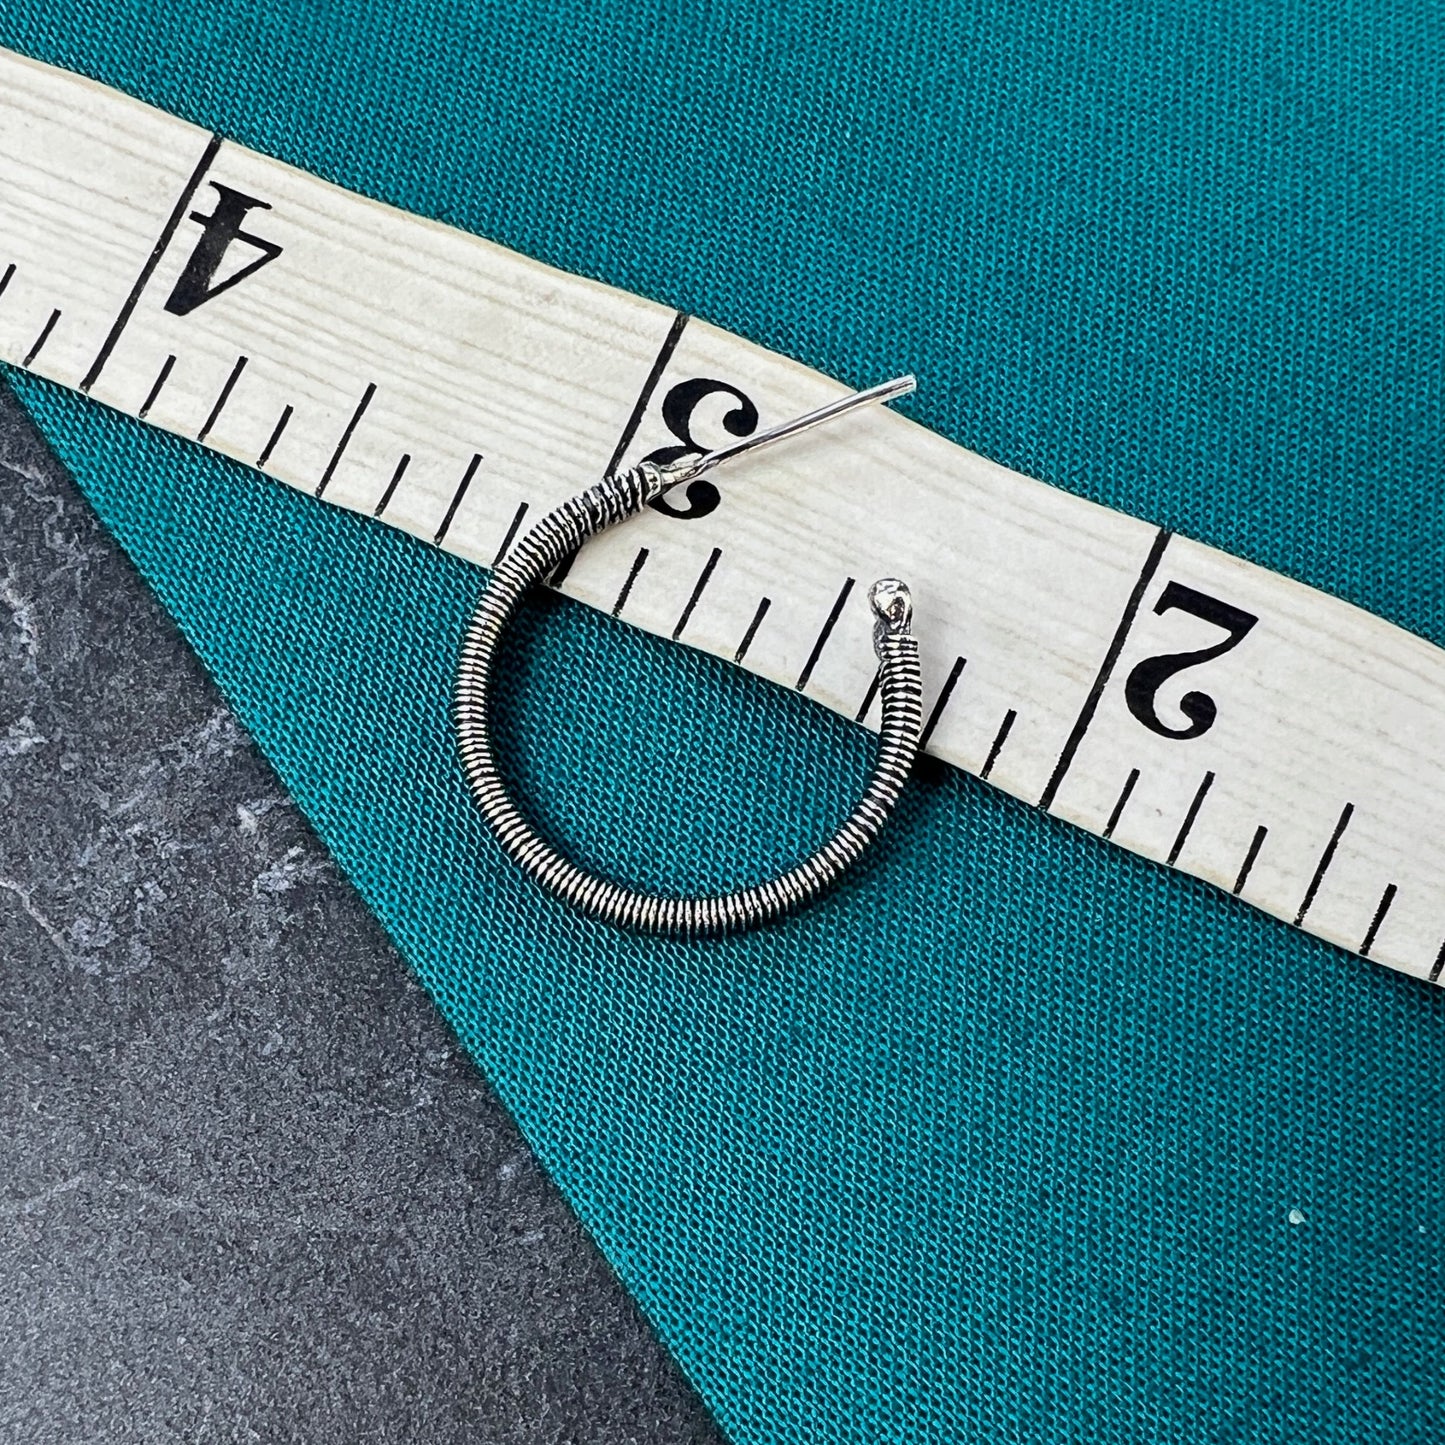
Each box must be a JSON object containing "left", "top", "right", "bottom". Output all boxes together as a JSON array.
[{"left": 6, "top": 4, "right": 1445, "bottom": 1440}]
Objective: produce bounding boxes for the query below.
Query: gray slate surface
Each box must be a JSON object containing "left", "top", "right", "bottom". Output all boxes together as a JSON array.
[{"left": 0, "top": 378, "right": 723, "bottom": 1445}]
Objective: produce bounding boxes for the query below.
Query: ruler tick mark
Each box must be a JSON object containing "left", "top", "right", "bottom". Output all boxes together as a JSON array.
[
  {"left": 434, "top": 452, "right": 483, "bottom": 545},
  {"left": 257, "top": 405, "right": 293, "bottom": 468},
  {"left": 606, "top": 310, "right": 690, "bottom": 477},
  {"left": 373, "top": 453, "right": 410, "bottom": 516},
  {"left": 139, "top": 354, "right": 176, "bottom": 419},
  {"left": 855, "top": 669, "right": 881, "bottom": 723},
  {"left": 542, "top": 306, "right": 686, "bottom": 590},
  {"left": 548, "top": 549, "right": 578, "bottom": 589},
  {"left": 197, "top": 354, "right": 247, "bottom": 442},
  {"left": 315, "top": 382, "right": 377, "bottom": 498},
  {"left": 796, "top": 578, "right": 855, "bottom": 691},
  {"left": 1167, "top": 770, "right": 1215, "bottom": 867},
  {"left": 919, "top": 656, "right": 967, "bottom": 751},
  {"left": 494, "top": 502, "right": 530, "bottom": 565},
  {"left": 979, "top": 709, "right": 1016, "bottom": 780},
  {"left": 734, "top": 597, "right": 771, "bottom": 665},
  {"left": 1038, "top": 527, "right": 1172, "bottom": 811},
  {"left": 22, "top": 309, "right": 60, "bottom": 367},
  {"left": 612, "top": 547, "right": 650, "bottom": 617},
  {"left": 1103, "top": 768, "right": 1140, "bottom": 840},
  {"left": 1359, "top": 883, "right": 1397, "bottom": 958},
  {"left": 1232, "top": 825, "right": 1267, "bottom": 896},
  {"left": 81, "top": 131, "right": 222, "bottom": 392},
  {"left": 672, "top": 547, "right": 722, "bottom": 641},
  {"left": 1294, "top": 802, "right": 1354, "bottom": 928}
]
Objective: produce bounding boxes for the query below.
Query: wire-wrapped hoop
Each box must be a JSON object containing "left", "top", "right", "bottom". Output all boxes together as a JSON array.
[{"left": 454, "top": 457, "right": 924, "bottom": 937}]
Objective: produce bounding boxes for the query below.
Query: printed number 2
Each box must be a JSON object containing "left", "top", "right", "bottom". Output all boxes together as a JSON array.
[{"left": 1124, "top": 582, "right": 1258, "bottom": 740}]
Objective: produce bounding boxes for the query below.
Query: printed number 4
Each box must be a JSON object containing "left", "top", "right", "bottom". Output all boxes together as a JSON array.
[{"left": 1125, "top": 581, "right": 1258, "bottom": 740}]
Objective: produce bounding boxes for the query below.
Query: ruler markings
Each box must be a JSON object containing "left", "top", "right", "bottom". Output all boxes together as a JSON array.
[
  {"left": 918, "top": 655, "right": 967, "bottom": 750},
  {"left": 196, "top": 353, "right": 247, "bottom": 442},
  {"left": 1102, "top": 768, "right": 1140, "bottom": 841},
  {"left": 374, "top": 452, "right": 410, "bottom": 517},
  {"left": 1360, "top": 883, "right": 1397, "bottom": 958},
  {"left": 139, "top": 353, "right": 176, "bottom": 419},
  {"left": 1038, "top": 527, "right": 1172, "bottom": 812},
  {"left": 611, "top": 547, "right": 650, "bottom": 617},
  {"left": 22, "top": 308, "right": 60, "bottom": 367},
  {"left": 979, "top": 709, "right": 1017, "bottom": 781},
  {"left": 672, "top": 546, "right": 722, "bottom": 642},
  {"left": 256, "top": 403, "right": 293, "bottom": 469},
  {"left": 604, "top": 309, "right": 689, "bottom": 478},
  {"left": 796, "top": 578, "right": 855, "bottom": 692},
  {"left": 1166, "top": 769, "right": 1215, "bottom": 867},
  {"left": 434, "top": 451, "right": 483, "bottom": 545},
  {"left": 1232, "top": 825, "right": 1268, "bottom": 897},
  {"left": 1293, "top": 802, "right": 1354, "bottom": 928},
  {"left": 314, "top": 381, "right": 376, "bottom": 498},
  {"left": 546, "top": 311, "right": 690, "bottom": 592},
  {"left": 493, "top": 502, "right": 530, "bottom": 566},
  {"left": 79, "top": 129, "right": 222, "bottom": 393},
  {"left": 734, "top": 598, "right": 772, "bottom": 666},
  {"left": 855, "top": 668, "right": 882, "bottom": 723},
  {"left": 8, "top": 48, "right": 1445, "bottom": 983},
  {"left": 548, "top": 549, "right": 578, "bottom": 590}
]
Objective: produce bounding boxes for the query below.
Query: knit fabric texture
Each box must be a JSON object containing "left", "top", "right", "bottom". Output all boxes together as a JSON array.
[{"left": 5, "top": 4, "right": 1445, "bottom": 1440}]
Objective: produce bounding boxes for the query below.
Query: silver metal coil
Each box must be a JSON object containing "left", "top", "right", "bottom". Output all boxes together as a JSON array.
[{"left": 453, "top": 458, "right": 924, "bottom": 937}]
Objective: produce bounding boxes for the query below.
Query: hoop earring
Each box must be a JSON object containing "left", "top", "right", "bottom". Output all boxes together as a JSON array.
[{"left": 454, "top": 377, "right": 924, "bottom": 937}]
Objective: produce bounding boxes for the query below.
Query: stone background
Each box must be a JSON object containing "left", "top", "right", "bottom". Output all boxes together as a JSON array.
[{"left": 0, "top": 378, "right": 723, "bottom": 1443}]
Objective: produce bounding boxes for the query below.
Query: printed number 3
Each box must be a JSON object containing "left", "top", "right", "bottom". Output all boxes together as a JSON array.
[
  {"left": 645, "top": 378, "right": 759, "bottom": 520},
  {"left": 1125, "top": 581, "right": 1259, "bottom": 740}
]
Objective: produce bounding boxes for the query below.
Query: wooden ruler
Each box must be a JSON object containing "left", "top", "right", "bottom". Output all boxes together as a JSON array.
[{"left": 3, "top": 45, "right": 1443, "bottom": 983}]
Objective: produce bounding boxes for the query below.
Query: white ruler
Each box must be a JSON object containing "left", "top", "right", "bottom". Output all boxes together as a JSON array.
[{"left": 3, "top": 46, "right": 1443, "bottom": 983}]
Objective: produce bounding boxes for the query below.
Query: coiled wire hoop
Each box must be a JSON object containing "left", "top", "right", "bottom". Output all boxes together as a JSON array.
[{"left": 454, "top": 457, "right": 924, "bottom": 938}]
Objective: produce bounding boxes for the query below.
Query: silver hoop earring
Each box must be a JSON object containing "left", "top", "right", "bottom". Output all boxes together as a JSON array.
[{"left": 454, "top": 376, "right": 924, "bottom": 937}]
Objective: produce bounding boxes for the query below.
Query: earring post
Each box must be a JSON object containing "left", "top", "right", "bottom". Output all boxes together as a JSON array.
[{"left": 684, "top": 374, "right": 916, "bottom": 477}]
